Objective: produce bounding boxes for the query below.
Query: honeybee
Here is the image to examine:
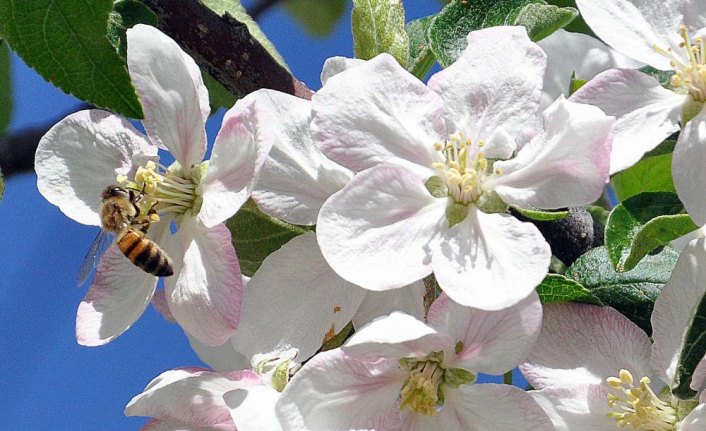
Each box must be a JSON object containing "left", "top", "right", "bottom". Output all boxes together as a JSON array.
[{"left": 77, "top": 185, "right": 174, "bottom": 286}]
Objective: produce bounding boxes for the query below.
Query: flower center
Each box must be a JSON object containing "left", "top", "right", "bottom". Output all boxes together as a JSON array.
[
  {"left": 606, "top": 369, "right": 677, "bottom": 431},
  {"left": 430, "top": 132, "right": 490, "bottom": 205},
  {"left": 398, "top": 351, "right": 475, "bottom": 416},
  {"left": 654, "top": 25, "right": 706, "bottom": 102},
  {"left": 117, "top": 160, "right": 201, "bottom": 219}
]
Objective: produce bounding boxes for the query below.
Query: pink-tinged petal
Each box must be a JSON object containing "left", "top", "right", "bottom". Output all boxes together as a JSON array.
[
  {"left": 76, "top": 245, "right": 157, "bottom": 346},
  {"left": 142, "top": 418, "right": 236, "bottom": 431},
  {"left": 692, "top": 356, "right": 706, "bottom": 394},
  {"left": 250, "top": 90, "right": 353, "bottom": 225},
  {"left": 428, "top": 26, "right": 545, "bottom": 144},
  {"left": 428, "top": 292, "right": 542, "bottom": 374},
  {"left": 431, "top": 208, "right": 551, "bottom": 310},
  {"left": 521, "top": 303, "right": 651, "bottom": 389},
  {"left": 343, "top": 312, "right": 453, "bottom": 361},
  {"left": 125, "top": 367, "right": 260, "bottom": 426},
  {"left": 275, "top": 349, "right": 404, "bottom": 431},
  {"left": 488, "top": 96, "right": 612, "bottom": 209},
  {"left": 529, "top": 384, "right": 614, "bottom": 431},
  {"left": 312, "top": 53, "right": 446, "bottom": 173},
  {"left": 352, "top": 281, "right": 425, "bottom": 330},
  {"left": 673, "top": 108, "right": 706, "bottom": 225},
  {"left": 35, "top": 109, "right": 157, "bottom": 226},
  {"left": 680, "top": 403, "right": 706, "bottom": 430},
  {"left": 224, "top": 385, "right": 282, "bottom": 431},
  {"left": 199, "top": 93, "right": 274, "bottom": 228},
  {"left": 164, "top": 219, "right": 242, "bottom": 346},
  {"left": 651, "top": 238, "right": 706, "bottom": 386},
  {"left": 575, "top": 0, "right": 686, "bottom": 69},
  {"left": 320, "top": 56, "right": 364, "bottom": 85},
  {"left": 230, "top": 232, "right": 366, "bottom": 363},
  {"left": 127, "top": 24, "right": 206, "bottom": 167},
  {"left": 151, "top": 289, "right": 176, "bottom": 323},
  {"left": 317, "top": 164, "right": 446, "bottom": 291},
  {"left": 570, "top": 68, "right": 684, "bottom": 173},
  {"left": 408, "top": 384, "right": 553, "bottom": 431},
  {"left": 538, "top": 29, "right": 643, "bottom": 109}
]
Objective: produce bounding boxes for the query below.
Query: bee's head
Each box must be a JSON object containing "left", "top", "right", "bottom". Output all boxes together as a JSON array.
[{"left": 101, "top": 185, "right": 130, "bottom": 201}]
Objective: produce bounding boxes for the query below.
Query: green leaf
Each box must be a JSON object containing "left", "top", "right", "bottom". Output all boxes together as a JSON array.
[
  {"left": 225, "top": 200, "right": 311, "bottom": 277},
  {"left": 639, "top": 65, "right": 675, "bottom": 88},
  {"left": 514, "top": 2, "right": 577, "bottom": 42},
  {"left": 202, "top": 0, "right": 289, "bottom": 70},
  {"left": 352, "top": 0, "right": 409, "bottom": 67},
  {"left": 606, "top": 192, "right": 697, "bottom": 272},
  {"left": 612, "top": 153, "right": 676, "bottom": 202},
  {"left": 0, "top": 0, "right": 143, "bottom": 118},
  {"left": 428, "top": 0, "right": 537, "bottom": 67},
  {"left": 566, "top": 246, "right": 679, "bottom": 335},
  {"left": 203, "top": 72, "right": 236, "bottom": 112},
  {"left": 0, "top": 41, "right": 11, "bottom": 135},
  {"left": 536, "top": 273, "right": 602, "bottom": 304},
  {"left": 672, "top": 293, "right": 706, "bottom": 399},
  {"left": 284, "top": 0, "right": 347, "bottom": 37},
  {"left": 0, "top": 166, "right": 4, "bottom": 205},
  {"left": 405, "top": 16, "right": 436, "bottom": 80},
  {"left": 544, "top": 0, "right": 594, "bottom": 36},
  {"left": 511, "top": 206, "right": 569, "bottom": 221},
  {"left": 107, "top": 0, "right": 158, "bottom": 58}
]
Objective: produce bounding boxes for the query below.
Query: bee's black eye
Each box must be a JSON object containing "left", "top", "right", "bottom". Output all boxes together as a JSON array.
[{"left": 102, "top": 185, "right": 130, "bottom": 200}]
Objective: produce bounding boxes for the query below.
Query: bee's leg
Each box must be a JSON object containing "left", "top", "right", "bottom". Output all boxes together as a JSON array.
[{"left": 132, "top": 218, "right": 151, "bottom": 234}]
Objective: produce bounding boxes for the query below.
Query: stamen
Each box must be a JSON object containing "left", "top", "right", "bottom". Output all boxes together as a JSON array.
[
  {"left": 655, "top": 25, "right": 706, "bottom": 102},
  {"left": 606, "top": 370, "right": 677, "bottom": 431}
]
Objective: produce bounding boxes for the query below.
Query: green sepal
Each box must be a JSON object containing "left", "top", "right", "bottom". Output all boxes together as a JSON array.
[
  {"left": 568, "top": 71, "right": 586, "bottom": 95},
  {"left": 271, "top": 360, "right": 291, "bottom": 392},
  {"left": 225, "top": 200, "right": 311, "bottom": 276},
  {"left": 511, "top": 205, "right": 569, "bottom": 221},
  {"left": 446, "top": 201, "right": 468, "bottom": 228},
  {"left": 425, "top": 176, "right": 448, "bottom": 198},
  {"left": 444, "top": 367, "right": 476, "bottom": 388},
  {"left": 605, "top": 192, "right": 698, "bottom": 272},
  {"left": 566, "top": 246, "right": 679, "bottom": 335},
  {"left": 352, "top": 0, "right": 409, "bottom": 67}
]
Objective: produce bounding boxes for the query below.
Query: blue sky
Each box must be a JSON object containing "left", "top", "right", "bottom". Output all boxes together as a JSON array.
[{"left": 0, "top": 1, "right": 509, "bottom": 429}]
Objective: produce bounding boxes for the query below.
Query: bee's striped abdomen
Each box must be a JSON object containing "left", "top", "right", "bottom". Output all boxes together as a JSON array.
[{"left": 117, "top": 229, "right": 174, "bottom": 277}]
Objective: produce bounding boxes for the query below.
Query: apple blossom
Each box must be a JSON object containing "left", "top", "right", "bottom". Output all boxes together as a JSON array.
[
  {"left": 313, "top": 26, "right": 613, "bottom": 310},
  {"left": 571, "top": 0, "right": 706, "bottom": 218},
  {"left": 520, "top": 239, "right": 706, "bottom": 430},
  {"left": 276, "top": 292, "right": 550, "bottom": 431},
  {"left": 34, "top": 25, "right": 273, "bottom": 346}
]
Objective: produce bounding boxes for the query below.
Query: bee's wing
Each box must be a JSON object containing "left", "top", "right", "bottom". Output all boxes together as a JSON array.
[{"left": 77, "top": 229, "right": 115, "bottom": 287}]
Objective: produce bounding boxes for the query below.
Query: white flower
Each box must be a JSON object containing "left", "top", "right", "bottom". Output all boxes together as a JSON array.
[
  {"left": 276, "top": 293, "right": 549, "bottom": 431},
  {"left": 520, "top": 238, "right": 706, "bottom": 431},
  {"left": 34, "top": 25, "right": 273, "bottom": 346},
  {"left": 570, "top": 0, "right": 706, "bottom": 224},
  {"left": 313, "top": 26, "right": 613, "bottom": 310}
]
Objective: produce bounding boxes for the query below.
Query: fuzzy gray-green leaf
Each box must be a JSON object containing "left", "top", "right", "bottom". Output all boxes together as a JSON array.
[{"left": 352, "top": 0, "right": 409, "bottom": 67}]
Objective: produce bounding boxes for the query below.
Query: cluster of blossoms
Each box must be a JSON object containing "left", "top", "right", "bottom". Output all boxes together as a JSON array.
[{"left": 34, "top": 0, "right": 706, "bottom": 429}]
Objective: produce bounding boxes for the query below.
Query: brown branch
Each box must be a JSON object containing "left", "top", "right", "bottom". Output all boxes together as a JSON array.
[
  {"left": 140, "top": 0, "right": 313, "bottom": 100},
  {"left": 247, "top": 0, "right": 287, "bottom": 20}
]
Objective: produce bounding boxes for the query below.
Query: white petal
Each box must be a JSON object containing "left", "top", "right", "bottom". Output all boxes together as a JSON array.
[
  {"left": 428, "top": 26, "right": 545, "bottom": 143},
  {"left": 679, "top": 403, "right": 706, "bottom": 431},
  {"left": 571, "top": 69, "right": 684, "bottom": 173},
  {"left": 651, "top": 238, "right": 706, "bottom": 386},
  {"left": 225, "top": 385, "right": 282, "bottom": 431},
  {"left": 537, "top": 29, "right": 643, "bottom": 109},
  {"left": 275, "top": 349, "right": 404, "bottom": 431},
  {"left": 230, "top": 232, "right": 366, "bottom": 364},
  {"left": 164, "top": 219, "right": 242, "bottom": 346},
  {"left": 427, "top": 292, "right": 542, "bottom": 374},
  {"left": 343, "top": 312, "right": 452, "bottom": 361},
  {"left": 187, "top": 334, "right": 251, "bottom": 373},
  {"left": 352, "top": 281, "right": 425, "bottom": 330},
  {"left": 424, "top": 384, "right": 553, "bottom": 431},
  {"left": 125, "top": 367, "right": 259, "bottom": 425},
  {"left": 312, "top": 53, "right": 446, "bottom": 173},
  {"left": 76, "top": 245, "right": 157, "bottom": 346},
  {"left": 529, "top": 384, "right": 615, "bottom": 431},
  {"left": 317, "top": 164, "right": 446, "bottom": 291},
  {"left": 575, "top": 0, "right": 686, "bottom": 69},
  {"left": 521, "top": 303, "right": 651, "bottom": 389},
  {"left": 199, "top": 93, "right": 273, "bottom": 227},
  {"left": 431, "top": 208, "right": 551, "bottom": 310},
  {"left": 127, "top": 24, "right": 206, "bottom": 167},
  {"left": 692, "top": 356, "right": 706, "bottom": 394},
  {"left": 250, "top": 89, "right": 352, "bottom": 225},
  {"left": 673, "top": 107, "right": 706, "bottom": 225},
  {"left": 35, "top": 109, "right": 157, "bottom": 225},
  {"left": 488, "top": 96, "right": 612, "bottom": 209},
  {"left": 320, "top": 56, "right": 364, "bottom": 85}
]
